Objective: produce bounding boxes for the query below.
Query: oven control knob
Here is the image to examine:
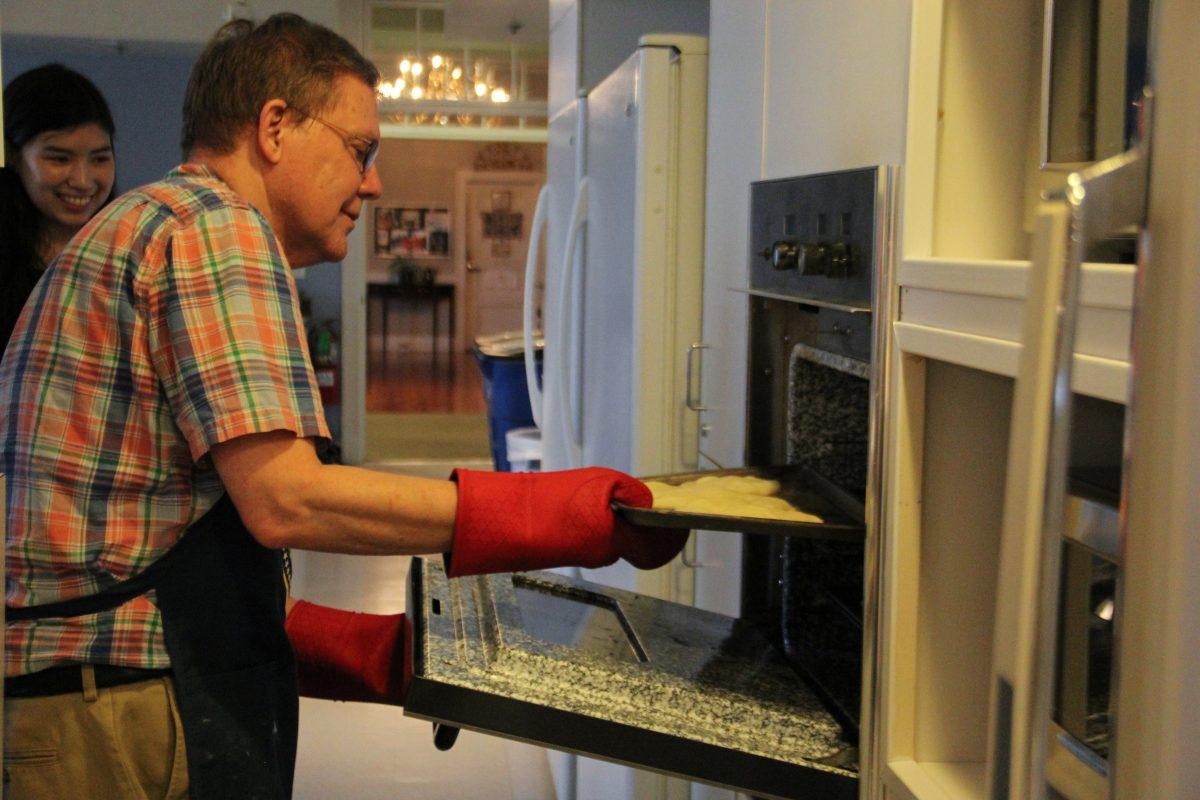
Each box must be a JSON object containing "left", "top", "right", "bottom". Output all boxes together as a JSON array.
[
  {"left": 797, "top": 242, "right": 829, "bottom": 275},
  {"left": 827, "top": 241, "right": 852, "bottom": 277},
  {"left": 769, "top": 240, "right": 798, "bottom": 271}
]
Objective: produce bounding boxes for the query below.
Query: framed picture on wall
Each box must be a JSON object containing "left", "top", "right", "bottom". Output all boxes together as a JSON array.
[{"left": 374, "top": 207, "right": 450, "bottom": 258}]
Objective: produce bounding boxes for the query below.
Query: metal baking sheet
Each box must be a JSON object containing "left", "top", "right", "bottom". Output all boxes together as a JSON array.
[{"left": 614, "top": 466, "right": 865, "bottom": 541}]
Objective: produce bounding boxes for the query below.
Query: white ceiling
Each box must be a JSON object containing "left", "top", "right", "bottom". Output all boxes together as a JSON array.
[
  {"left": 441, "top": 0, "right": 548, "bottom": 46},
  {"left": 1, "top": 1, "right": 337, "bottom": 44}
]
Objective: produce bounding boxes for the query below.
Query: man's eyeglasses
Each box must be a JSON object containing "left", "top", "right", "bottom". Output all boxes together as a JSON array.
[{"left": 298, "top": 111, "right": 379, "bottom": 175}]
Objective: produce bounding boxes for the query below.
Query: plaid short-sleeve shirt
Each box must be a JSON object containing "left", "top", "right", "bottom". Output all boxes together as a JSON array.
[{"left": 1, "top": 164, "right": 330, "bottom": 676}]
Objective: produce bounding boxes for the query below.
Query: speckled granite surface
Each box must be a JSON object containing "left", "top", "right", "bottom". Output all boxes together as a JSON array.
[
  {"left": 407, "top": 559, "right": 858, "bottom": 788},
  {"left": 787, "top": 343, "right": 870, "bottom": 499}
]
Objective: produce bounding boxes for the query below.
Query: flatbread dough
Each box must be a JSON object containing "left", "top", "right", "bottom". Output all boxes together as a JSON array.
[{"left": 645, "top": 475, "right": 823, "bottom": 523}]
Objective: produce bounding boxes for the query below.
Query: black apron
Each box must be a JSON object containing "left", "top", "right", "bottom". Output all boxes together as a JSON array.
[{"left": 7, "top": 495, "right": 298, "bottom": 799}]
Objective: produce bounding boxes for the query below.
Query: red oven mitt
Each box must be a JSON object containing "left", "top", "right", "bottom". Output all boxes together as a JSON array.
[
  {"left": 286, "top": 600, "right": 411, "bottom": 705},
  {"left": 447, "top": 467, "right": 688, "bottom": 577}
]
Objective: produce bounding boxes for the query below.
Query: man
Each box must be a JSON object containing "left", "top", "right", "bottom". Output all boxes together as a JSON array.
[{"left": 1, "top": 14, "right": 685, "bottom": 799}]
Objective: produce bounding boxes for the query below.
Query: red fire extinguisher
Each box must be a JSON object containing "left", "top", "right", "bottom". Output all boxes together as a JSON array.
[{"left": 312, "top": 323, "right": 340, "bottom": 406}]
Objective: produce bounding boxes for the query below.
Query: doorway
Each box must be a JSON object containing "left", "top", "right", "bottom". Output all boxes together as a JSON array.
[
  {"left": 361, "top": 139, "right": 546, "bottom": 466},
  {"left": 457, "top": 170, "right": 546, "bottom": 343}
]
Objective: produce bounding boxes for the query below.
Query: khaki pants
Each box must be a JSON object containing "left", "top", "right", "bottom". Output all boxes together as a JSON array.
[{"left": 3, "top": 667, "right": 189, "bottom": 799}]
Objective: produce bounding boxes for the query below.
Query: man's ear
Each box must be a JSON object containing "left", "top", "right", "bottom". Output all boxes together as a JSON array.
[{"left": 256, "top": 99, "right": 292, "bottom": 166}]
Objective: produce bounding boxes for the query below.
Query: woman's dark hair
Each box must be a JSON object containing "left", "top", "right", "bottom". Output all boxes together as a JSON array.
[{"left": 1, "top": 64, "right": 116, "bottom": 354}]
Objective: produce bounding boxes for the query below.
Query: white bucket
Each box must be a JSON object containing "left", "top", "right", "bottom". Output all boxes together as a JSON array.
[{"left": 505, "top": 426, "right": 543, "bottom": 472}]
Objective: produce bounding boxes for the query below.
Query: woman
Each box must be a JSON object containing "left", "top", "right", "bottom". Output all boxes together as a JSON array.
[{"left": 1, "top": 63, "right": 116, "bottom": 354}]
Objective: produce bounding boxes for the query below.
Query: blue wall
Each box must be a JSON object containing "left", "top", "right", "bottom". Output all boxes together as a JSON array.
[
  {"left": 4, "top": 35, "right": 200, "bottom": 191},
  {"left": 3, "top": 34, "right": 344, "bottom": 439}
]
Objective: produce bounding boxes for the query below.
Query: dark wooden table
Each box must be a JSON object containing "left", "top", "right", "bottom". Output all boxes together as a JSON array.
[{"left": 368, "top": 282, "right": 456, "bottom": 376}]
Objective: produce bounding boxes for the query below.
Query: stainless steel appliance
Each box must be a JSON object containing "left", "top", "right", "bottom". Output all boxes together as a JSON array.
[
  {"left": 742, "top": 166, "right": 894, "bottom": 749},
  {"left": 1041, "top": 0, "right": 1152, "bottom": 168},
  {"left": 987, "top": 116, "right": 1147, "bottom": 799},
  {"left": 403, "top": 166, "right": 896, "bottom": 800},
  {"left": 1049, "top": 469, "right": 1120, "bottom": 799}
]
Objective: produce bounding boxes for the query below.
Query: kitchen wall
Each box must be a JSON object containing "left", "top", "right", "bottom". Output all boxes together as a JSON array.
[
  {"left": 577, "top": 0, "right": 709, "bottom": 92},
  {"left": 2, "top": 35, "right": 200, "bottom": 192}
]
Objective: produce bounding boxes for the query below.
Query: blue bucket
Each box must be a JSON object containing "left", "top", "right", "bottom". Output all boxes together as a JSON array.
[{"left": 473, "top": 347, "right": 543, "bottom": 472}]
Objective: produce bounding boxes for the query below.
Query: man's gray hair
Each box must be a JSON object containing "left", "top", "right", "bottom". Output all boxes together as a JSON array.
[{"left": 181, "top": 12, "right": 379, "bottom": 157}]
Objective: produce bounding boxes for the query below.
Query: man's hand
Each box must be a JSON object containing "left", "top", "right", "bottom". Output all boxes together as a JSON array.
[
  {"left": 286, "top": 600, "right": 409, "bottom": 705},
  {"left": 448, "top": 467, "right": 689, "bottom": 577}
]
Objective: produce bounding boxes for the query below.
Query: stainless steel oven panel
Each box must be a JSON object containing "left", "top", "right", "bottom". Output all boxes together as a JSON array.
[
  {"left": 1040, "top": 0, "right": 1152, "bottom": 168},
  {"left": 405, "top": 558, "right": 859, "bottom": 800},
  {"left": 1055, "top": 541, "right": 1115, "bottom": 746},
  {"left": 740, "top": 166, "right": 898, "bottom": 785},
  {"left": 749, "top": 167, "right": 880, "bottom": 308},
  {"left": 1047, "top": 721, "right": 1108, "bottom": 800},
  {"left": 1064, "top": 487, "right": 1120, "bottom": 563},
  {"left": 1051, "top": 479, "right": 1118, "bottom": 795}
]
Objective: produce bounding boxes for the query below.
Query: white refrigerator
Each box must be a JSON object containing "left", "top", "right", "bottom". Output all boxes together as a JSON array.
[
  {"left": 528, "top": 33, "right": 712, "bottom": 800},
  {"left": 536, "top": 34, "right": 709, "bottom": 594}
]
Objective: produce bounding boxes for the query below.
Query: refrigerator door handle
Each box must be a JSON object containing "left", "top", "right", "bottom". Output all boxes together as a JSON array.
[
  {"left": 685, "top": 342, "right": 710, "bottom": 412},
  {"left": 556, "top": 177, "right": 590, "bottom": 467},
  {"left": 987, "top": 141, "right": 1147, "bottom": 800},
  {"left": 523, "top": 184, "right": 551, "bottom": 429}
]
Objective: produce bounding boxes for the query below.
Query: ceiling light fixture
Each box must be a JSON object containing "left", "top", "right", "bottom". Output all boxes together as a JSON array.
[{"left": 376, "top": 14, "right": 536, "bottom": 129}]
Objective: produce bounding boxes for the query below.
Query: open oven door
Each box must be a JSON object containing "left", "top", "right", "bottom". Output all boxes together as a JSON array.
[{"left": 404, "top": 558, "right": 858, "bottom": 800}]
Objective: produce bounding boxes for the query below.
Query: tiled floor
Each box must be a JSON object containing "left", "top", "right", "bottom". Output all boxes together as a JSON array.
[{"left": 289, "top": 460, "right": 555, "bottom": 799}]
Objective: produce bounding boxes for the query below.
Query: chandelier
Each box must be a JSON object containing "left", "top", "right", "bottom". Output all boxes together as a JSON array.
[
  {"left": 375, "top": 19, "right": 545, "bottom": 129},
  {"left": 378, "top": 52, "right": 511, "bottom": 105}
]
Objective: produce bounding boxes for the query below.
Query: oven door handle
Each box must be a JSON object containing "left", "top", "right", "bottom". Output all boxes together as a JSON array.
[
  {"left": 986, "top": 144, "right": 1146, "bottom": 800},
  {"left": 685, "top": 342, "right": 710, "bottom": 412}
]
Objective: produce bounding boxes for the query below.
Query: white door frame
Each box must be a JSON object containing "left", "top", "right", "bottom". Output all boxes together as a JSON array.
[{"left": 338, "top": 209, "right": 368, "bottom": 465}]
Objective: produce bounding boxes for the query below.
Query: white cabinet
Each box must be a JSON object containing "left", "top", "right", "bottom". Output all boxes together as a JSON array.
[
  {"left": 1113, "top": 5, "right": 1200, "bottom": 795},
  {"left": 877, "top": 2, "right": 1138, "bottom": 799},
  {"left": 891, "top": 0, "right": 1134, "bottom": 403},
  {"left": 760, "top": 1, "right": 910, "bottom": 178},
  {"left": 692, "top": 1, "right": 766, "bottom": 622}
]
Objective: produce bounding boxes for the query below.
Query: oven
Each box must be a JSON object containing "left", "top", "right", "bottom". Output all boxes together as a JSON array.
[
  {"left": 1049, "top": 471, "right": 1118, "bottom": 799},
  {"left": 402, "top": 166, "right": 896, "bottom": 800},
  {"left": 743, "top": 167, "right": 890, "bottom": 749}
]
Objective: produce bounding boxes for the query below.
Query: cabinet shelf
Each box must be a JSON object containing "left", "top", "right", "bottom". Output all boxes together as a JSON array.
[
  {"left": 898, "top": 257, "right": 1135, "bottom": 308},
  {"left": 893, "top": 321, "right": 1129, "bottom": 404},
  {"left": 895, "top": 257, "right": 1133, "bottom": 403},
  {"left": 887, "top": 759, "right": 986, "bottom": 800},
  {"left": 881, "top": 0, "right": 1139, "bottom": 796}
]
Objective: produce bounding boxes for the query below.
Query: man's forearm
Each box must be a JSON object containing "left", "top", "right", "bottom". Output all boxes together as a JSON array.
[
  {"left": 211, "top": 429, "right": 456, "bottom": 554},
  {"left": 267, "top": 461, "right": 456, "bottom": 553}
]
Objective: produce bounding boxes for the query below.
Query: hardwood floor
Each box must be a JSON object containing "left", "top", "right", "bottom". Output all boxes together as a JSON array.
[{"left": 366, "top": 348, "right": 487, "bottom": 414}]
